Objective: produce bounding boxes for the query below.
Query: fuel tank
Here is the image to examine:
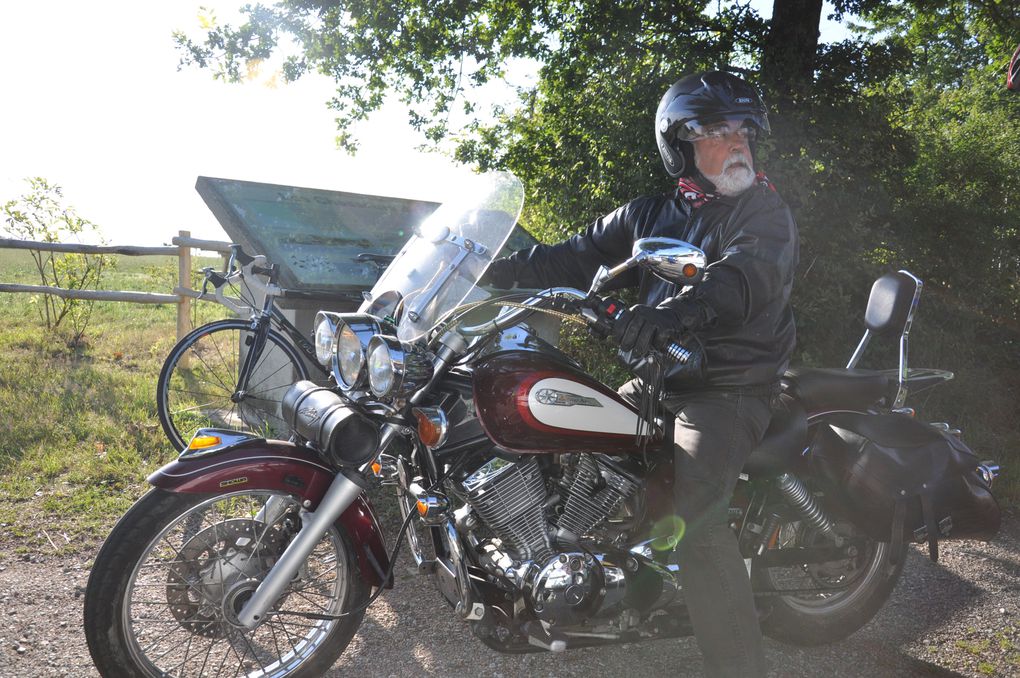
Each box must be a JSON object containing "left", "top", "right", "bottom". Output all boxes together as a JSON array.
[{"left": 472, "top": 351, "right": 656, "bottom": 455}]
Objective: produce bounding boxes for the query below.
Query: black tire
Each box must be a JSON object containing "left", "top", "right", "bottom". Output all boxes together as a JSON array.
[
  {"left": 157, "top": 319, "right": 310, "bottom": 450},
  {"left": 84, "top": 488, "right": 368, "bottom": 678},
  {"left": 753, "top": 521, "right": 908, "bottom": 646}
]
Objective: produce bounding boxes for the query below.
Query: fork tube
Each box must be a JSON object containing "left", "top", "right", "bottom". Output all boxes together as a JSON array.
[
  {"left": 236, "top": 469, "right": 365, "bottom": 628},
  {"left": 235, "top": 301, "right": 274, "bottom": 394},
  {"left": 237, "top": 422, "right": 403, "bottom": 628}
]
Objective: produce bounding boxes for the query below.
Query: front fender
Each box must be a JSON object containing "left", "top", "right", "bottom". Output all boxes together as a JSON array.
[{"left": 149, "top": 433, "right": 391, "bottom": 588}]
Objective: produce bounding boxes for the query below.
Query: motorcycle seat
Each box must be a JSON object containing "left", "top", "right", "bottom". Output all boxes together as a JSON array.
[
  {"left": 743, "top": 395, "right": 807, "bottom": 476},
  {"left": 782, "top": 367, "right": 890, "bottom": 414}
]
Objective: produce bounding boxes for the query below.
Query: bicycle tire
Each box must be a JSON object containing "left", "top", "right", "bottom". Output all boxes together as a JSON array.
[{"left": 157, "top": 319, "right": 311, "bottom": 451}]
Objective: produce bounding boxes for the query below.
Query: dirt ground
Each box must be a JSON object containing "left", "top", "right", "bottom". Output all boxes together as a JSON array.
[{"left": 1, "top": 510, "right": 1017, "bottom": 678}]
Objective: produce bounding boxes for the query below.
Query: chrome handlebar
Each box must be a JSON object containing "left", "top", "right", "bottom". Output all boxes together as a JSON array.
[{"left": 457, "top": 287, "right": 694, "bottom": 365}]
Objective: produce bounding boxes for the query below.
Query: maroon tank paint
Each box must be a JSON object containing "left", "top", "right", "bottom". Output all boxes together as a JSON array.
[
  {"left": 148, "top": 439, "right": 391, "bottom": 588},
  {"left": 472, "top": 352, "right": 658, "bottom": 455}
]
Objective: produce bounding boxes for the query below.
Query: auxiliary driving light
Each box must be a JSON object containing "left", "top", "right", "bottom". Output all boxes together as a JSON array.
[
  {"left": 332, "top": 313, "right": 385, "bottom": 391},
  {"left": 366, "top": 335, "right": 433, "bottom": 399},
  {"left": 313, "top": 312, "right": 338, "bottom": 366}
]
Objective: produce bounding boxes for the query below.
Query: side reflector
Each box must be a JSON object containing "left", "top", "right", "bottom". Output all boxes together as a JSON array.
[{"left": 188, "top": 435, "right": 222, "bottom": 450}]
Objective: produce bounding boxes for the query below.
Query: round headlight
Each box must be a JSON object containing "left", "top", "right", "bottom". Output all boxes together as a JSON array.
[
  {"left": 336, "top": 323, "right": 364, "bottom": 388},
  {"left": 313, "top": 315, "right": 336, "bottom": 365},
  {"left": 367, "top": 339, "right": 395, "bottom": 397},
  {"left": 367, "top": 335, "right": 433, "bottom": 400},
  {"left": 331, "top": 314, "right": 386, "bottom": 391}
]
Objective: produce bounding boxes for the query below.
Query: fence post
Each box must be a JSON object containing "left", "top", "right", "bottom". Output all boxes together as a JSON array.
[{"left": 177, "top": 230, "right": 192, "bottom": 359}]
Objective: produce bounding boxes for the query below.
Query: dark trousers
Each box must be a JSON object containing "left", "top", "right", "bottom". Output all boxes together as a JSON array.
[{"left": 620, "top": 381, "right": 773, "bottom": 677}]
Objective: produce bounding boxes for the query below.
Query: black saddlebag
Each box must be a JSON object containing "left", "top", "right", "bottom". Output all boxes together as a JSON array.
[{"left": 811, "top": 412, "right": 1000, "bottom": 562}]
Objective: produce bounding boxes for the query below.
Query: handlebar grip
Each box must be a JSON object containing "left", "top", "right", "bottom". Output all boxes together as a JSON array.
[
  {"left": 584, "top": 296, "right": 695, "bottom": 366},
  {"left": 230, "top": 244, "right": 256, "bottom": 267},
  {"left": 658, "top": 338, "right": 694, "bottom": 365},
  {"left": 206, "top": 271, "right": 227, "bottom": 288}
]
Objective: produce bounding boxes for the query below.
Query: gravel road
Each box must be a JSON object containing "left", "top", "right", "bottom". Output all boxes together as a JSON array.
[{"left": 1, "top": 509, "right": 1016, "bottom": 678}]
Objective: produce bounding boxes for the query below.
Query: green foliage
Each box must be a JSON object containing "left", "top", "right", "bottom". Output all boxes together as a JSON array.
[{"left": 2, "top": 178, "right": 116, "bottom": 348}]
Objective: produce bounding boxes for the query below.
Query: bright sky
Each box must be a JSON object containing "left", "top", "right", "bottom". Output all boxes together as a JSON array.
[
  {"left": 0, "top": 1, "right": 850, "bottom": 247},
  {"left": 0, "top": 1, "right": 474, "bottom": 247}
]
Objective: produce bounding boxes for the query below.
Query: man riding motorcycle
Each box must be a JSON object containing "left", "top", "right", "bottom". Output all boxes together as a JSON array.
[{"left": 484, "top": 70, "right": 799, "bottom": 677}]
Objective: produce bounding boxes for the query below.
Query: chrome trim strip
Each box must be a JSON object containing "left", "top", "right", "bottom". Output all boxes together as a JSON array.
[{"left": 156, "top": 454, "right": 333, "bottom": 478}]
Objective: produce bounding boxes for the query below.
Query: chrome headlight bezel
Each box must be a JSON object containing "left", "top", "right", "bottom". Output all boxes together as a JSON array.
[
  {"left": 332, "top": 313, "right": 384, "bottom": 391},
  {"left": 366, "top": 334, "right": 433, "bottom": 400}
]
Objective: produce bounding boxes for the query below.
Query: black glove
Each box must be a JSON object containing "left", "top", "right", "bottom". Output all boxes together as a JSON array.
[
  {"left": 612, "top": 304, "right": 685, "bottom": 357},
  {"left": 480, "top": 257, "right": 517, "bottom": 289}
]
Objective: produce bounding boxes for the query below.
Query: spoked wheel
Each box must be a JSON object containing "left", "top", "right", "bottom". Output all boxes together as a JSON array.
[
  {"left": 84, "top": 489, "right": 367, "bottom": 677},
  {"left": 752, "top": 519, "right": 907, "bottom": 646},
  {"left": 157, "top": 319, "right": 310, "bottom": 450}
]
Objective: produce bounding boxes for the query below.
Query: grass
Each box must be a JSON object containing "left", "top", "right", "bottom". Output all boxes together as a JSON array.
[
  {"left": 0, "top": 249, "right": 230, "bottom": 553},
  {"left": 949, "top": 626, "right": 1019, "bottom": 677}
]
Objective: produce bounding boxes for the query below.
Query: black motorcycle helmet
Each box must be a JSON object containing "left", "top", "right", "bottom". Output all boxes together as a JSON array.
[{"left": 655, "top": 71, "right": 771, "bottom": 179}]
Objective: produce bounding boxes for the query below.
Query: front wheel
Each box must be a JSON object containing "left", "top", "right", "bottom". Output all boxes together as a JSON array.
[
  {"left": 84, "top": 488, "right": 367, "bottom": 677},
  {"left": 752, "top": 520, "right": 907, "bottom": 646},
  {"left": 157, "top": 319, "right": 310, "bottom": 451}
]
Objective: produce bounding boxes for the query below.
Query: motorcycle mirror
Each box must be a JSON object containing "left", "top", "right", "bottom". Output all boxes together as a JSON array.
[
  {"left": 587, "top": 237, "right": 707, "bottom": 296},
  {"left": 632, "top": 237, "right": 707, "bottom": 285}
]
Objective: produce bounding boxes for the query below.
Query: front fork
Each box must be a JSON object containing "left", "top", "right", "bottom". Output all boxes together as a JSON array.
[
  {"left": 234, "top": 313, "right": 272, "bottom": 397},
  {"left": 236, "top": 423, "right": 403, "bottom": 628},
  {"left": 237, "top": 330, "right": 466, "bottom": 628}
]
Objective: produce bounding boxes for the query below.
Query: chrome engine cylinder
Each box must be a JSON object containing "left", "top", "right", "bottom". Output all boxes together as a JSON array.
[
  {"left": 463, "top": 457, "right": 552, "bottom": 563},
  {"left": 556, "top": 455, "right": 638, "bottom": 544}
]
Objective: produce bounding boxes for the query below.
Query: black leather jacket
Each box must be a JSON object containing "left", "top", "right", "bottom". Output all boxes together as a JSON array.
[{"left": 503, "top": 183, "right": 799, "bottom": 389}]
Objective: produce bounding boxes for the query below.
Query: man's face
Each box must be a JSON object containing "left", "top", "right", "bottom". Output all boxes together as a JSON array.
[{"left": 691, "top": 120, "right": 756, "bottom": 196}]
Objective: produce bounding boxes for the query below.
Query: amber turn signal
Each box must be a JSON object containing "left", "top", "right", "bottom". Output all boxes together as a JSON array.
[
  {"left": 682, "top": 263, "right": 698, "bottom": 278},
  {"left": 412, "top": 406, "right": 449, "bottom": 449}
]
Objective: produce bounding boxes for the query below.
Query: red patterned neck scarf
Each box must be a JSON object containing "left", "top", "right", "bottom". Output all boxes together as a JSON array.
[{"left": 677, "top": 172, "right": 776, "bottom": 208}]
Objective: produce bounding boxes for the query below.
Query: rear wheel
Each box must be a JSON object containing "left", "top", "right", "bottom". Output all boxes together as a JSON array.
[
  {"left": 753, "top": 519, "right": 907, "bottom": 646},
  {"left": 84, "top": 488, "right": 367, "bottom": 677},
  {"left": 157, "top": 319, "right": 310, "bottom": 450}
]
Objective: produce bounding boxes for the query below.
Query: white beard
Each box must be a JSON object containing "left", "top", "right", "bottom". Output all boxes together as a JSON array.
[{"left": 701, "top": 155, "right": 755, "bottom": 196}]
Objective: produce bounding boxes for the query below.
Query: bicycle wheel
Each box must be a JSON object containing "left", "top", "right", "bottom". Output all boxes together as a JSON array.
[{"left": 158, "top": 319, "right": 311, "bottom": 450}]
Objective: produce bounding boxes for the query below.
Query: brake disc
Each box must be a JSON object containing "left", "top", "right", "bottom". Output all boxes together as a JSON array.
[{"left": 166, "top": 518, "right": 288, "bottom": 637}]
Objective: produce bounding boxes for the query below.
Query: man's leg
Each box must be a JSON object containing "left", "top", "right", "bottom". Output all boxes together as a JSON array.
[{"left": 666, "top": 391, "right": 772, "bottom": 678}]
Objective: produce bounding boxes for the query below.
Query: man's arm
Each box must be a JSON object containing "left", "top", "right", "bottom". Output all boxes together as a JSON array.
[{"left": 497, "top": 197, "right": 661, "bottom": 290}]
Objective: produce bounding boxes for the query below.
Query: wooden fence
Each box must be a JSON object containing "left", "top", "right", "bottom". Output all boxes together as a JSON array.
[{"left": 0, "top": 230, "right": 231, "bottom": 342}]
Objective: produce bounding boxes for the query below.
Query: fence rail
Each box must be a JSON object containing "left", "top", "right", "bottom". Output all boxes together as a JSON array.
[{"left": 0, "top": 230, "right": 230, "bottom": 341}]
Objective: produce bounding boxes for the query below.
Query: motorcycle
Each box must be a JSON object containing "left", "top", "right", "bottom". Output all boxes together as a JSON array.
[{"left": 84, "top": 171, "right": 1002, "bottom": 676}]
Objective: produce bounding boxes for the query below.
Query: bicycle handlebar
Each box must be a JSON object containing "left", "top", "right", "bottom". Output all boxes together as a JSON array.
[{"left": 200, "top": 244, "right": 282, "bottom": 318}]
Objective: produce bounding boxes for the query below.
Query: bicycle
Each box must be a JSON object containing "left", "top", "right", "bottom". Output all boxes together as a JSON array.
[{"left": 156, "top": 244, "right": 333, "bottom": 451}]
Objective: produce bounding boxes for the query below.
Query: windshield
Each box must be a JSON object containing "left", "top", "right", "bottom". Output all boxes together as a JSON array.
[{"left": 359, "top": 171, "right": 524, "bottom": 341}]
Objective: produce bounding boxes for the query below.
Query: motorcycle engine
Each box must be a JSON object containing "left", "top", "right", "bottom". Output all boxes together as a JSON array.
[{"left": 460, "top": 453, "right": 639, "bottom": 624}]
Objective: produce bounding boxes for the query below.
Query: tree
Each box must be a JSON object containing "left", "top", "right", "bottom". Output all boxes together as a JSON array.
[{"left": 2, "top": 178, "right": 114, "bottom": 347}]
